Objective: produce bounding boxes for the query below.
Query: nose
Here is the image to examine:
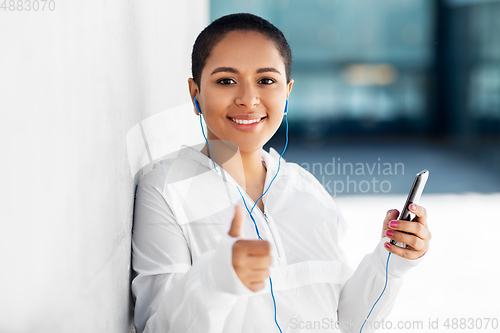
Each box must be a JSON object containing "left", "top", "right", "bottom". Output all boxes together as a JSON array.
[{"left": 235, "top": 81, "right": 259, "bottom": 108}]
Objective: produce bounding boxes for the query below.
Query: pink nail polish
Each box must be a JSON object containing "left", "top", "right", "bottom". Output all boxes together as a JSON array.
[
  {"left": 386, "top": 230, "right": 393, "bottom": 237},
  {"left": 410, "top": 204, "right": 416, "bottom": 211},
  {"left": 385, "top": 242, "right": 392, "bottom": 249},
  {"left": 390, "top": 220, "right": 398, "bottom": 228}
]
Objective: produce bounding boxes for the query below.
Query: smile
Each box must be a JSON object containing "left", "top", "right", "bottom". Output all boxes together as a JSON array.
[{"left": 230, "top": 117, "right": 266, "bottom": 125}]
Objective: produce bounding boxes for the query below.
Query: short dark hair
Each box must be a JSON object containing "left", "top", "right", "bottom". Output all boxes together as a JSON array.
[{"left": 191, "top": 13, "right": 292, "bottom": 90}]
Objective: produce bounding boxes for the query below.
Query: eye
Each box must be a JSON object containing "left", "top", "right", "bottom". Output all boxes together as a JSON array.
[
  {"left": 259, "top": 78, "right": 276, "bottom": 85},
  {"left": 217, "top": 78, "right": 236, "bottom": 85}
]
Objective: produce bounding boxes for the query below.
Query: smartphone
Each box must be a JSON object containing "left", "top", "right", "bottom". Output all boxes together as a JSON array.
[{"left": 390, "top": 169, "right": 429, "bottom": 249}]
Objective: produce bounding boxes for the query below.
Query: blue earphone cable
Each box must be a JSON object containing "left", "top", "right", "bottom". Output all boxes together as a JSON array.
[
  {"left": 359, "top": 252, "right": 392, "bottom": 333},
  {"left": 236, "top": 187, "right": 282, "bottom": 333},
  {"left": 236, "top": 186, "right": 263, "bottom": 241},
  {"left": 198, "top": 99, "right": 289, "bottom": 333},
  {"left": 199, "top": 114, "right": 218, "bottom": 172},
  {"left": 195, "top": 97, "right": 218, "bottom": 172}
]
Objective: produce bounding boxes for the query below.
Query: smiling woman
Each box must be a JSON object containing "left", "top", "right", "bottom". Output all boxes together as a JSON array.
[{"left": 130, "top": 13, "right": 431, "bottom": 333}]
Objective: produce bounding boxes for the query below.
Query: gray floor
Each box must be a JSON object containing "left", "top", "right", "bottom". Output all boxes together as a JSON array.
[{"left": 265, "top": 136, "right": 500, "bottom": 196}]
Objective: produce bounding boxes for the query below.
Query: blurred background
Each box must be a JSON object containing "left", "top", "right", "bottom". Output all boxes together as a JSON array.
[
  {"left": 1, "top": 0, "right": 498, "bottom": 332},
  {"left": 213, "top": 0, "right": 500, "bottom": 195}
]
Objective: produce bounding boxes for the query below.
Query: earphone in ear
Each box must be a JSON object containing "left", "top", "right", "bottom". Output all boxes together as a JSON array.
[
  {"left": 284, "top": 99, "right": 289, "bottom": 114},
  {"left": 194, "top": 96, "right": 202, "bottom": 115}
]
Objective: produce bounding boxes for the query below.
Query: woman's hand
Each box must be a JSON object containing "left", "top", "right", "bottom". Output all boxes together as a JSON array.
[
  {"left": 228, "top": 205, "right": 272, "bottom": 292},
  {"left": 381, "top": 204, "right": 431, "bottom": 260}
]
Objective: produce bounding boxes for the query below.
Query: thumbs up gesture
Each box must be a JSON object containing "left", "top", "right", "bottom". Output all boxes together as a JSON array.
[{"left": 228, "top": 205, "right": 272, "bottom": 292}]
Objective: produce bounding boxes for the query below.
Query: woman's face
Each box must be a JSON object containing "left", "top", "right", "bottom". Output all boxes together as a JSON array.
[{"left": 189, "top": 30, "right": 293, "bottom": 154}]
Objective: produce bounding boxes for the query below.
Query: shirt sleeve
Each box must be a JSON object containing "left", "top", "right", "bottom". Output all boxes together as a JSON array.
[
  {"left": 131, "top": 172, "right": 253, "bottom": 333},
  {"left": 337, "top": 234, "right": 424, "bottom": 333}
]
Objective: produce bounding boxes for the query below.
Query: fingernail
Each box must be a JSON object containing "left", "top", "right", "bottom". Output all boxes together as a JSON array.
[
  {"left": 386, "top": 230, "right": 394, "bottom": 237},
  {"left": 385, "top": 242, "right": 392, "bottom": 249},
  {"left": 387, "top": 209, "right": 393, "bottom": 215},
  {"left": 390, "top": 220, "right": 398, "bottom": 228},
  {"left": 410, "top": 203, "right": 417, "bottom": 211}
]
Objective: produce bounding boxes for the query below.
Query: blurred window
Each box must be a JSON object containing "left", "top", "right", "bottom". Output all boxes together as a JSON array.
[{"left": 211, "top": 0, "right": 435, "bottom": 135}]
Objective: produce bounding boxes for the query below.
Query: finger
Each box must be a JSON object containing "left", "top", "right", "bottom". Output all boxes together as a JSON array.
[
  {"left": 236, "top": 255, "right": 273, "bottom": 270},
  {"left": 385, "top": 230, "right": 426, "bottom": 251},
  {"left": 388, "top": 220, "right": 430, "bottom": 240},
  {"left": 228, "top": 205, "right": 244, "bottom": 238},
  {"left": 408, "top": 203, "right": 428, "bottom": 228},
  {"left": 240, "top": 268, "right": 270, "bottom": 282},
  {"left": 248, "top": 281, "right": 266, "bottom": 292},
  {"left": 384, "top": 241, "right": 422, "bottom": 260},
  {"left": 233, "top": 240, "right": 271, "bottom": 256},
  {"left": 246, "top": 240, "right": 272, "bottom": 256}
]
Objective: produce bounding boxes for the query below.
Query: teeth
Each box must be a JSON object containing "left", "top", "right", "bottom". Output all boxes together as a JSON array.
[{"left": 231, "top": 118, "right": 262, "bottom": 124}]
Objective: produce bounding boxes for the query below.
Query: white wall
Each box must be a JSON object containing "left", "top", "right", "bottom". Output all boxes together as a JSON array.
[{"left": 0, "top": 1, "right": 208, "bottom": 332}]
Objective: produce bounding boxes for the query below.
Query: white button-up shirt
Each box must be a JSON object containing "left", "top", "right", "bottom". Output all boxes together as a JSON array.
[{"left": 131, "top": 145, "right": 422, "bottom": 333}]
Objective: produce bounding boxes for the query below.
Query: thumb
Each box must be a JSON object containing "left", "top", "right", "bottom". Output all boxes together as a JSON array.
[
  {"left": 382, "top": 209, "right": 399, "bottom": 237},
  {"left": 387, "top": 209, "right": 400, "bottom": 222},
  {"left": 228, "top": 205, "right": 244, "bottom": 238}
]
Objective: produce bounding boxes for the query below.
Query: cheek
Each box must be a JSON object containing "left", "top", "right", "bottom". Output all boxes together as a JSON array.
[
  {"left": 203, "top": 93, "right": 227, "bottom": 115},
  {"left": 266, "top": 95, "right": 287, "bottom": 116},
  {"left": 266, "top": 100, "right": 287, "bottom": 129},
  {"left": 261, "top": 86, "right": 285, "bottom": 104}
]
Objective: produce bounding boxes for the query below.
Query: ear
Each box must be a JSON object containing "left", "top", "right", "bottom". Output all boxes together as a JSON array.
[
  {"left": 188, "top": 78, "right": 200, "bottom": 115},
  {"left": 286, "top": 79, "right": 294, "bottom": 100}
]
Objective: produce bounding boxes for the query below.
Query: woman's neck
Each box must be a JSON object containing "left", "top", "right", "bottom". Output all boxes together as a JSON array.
[{"left": 200, "top": 140, "right": 267, "bottom": 200}]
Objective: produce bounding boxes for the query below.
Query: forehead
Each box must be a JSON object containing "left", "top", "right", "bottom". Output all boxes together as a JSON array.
[{"left": 202, "top": 31, "right": 285, "bottom": 74}]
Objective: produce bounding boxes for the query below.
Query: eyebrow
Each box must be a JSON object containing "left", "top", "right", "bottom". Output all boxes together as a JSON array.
[{"left": 210, "top": 67, "right": 282, "bottom": 76}]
